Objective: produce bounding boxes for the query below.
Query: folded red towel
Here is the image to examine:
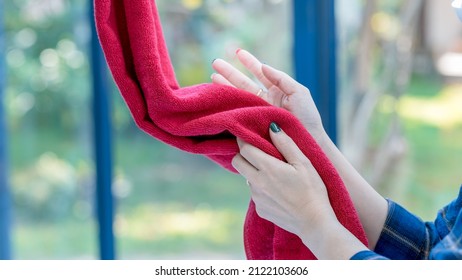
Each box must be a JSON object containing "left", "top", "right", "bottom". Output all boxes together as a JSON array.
[{"left": 94, "top": 0, "right": 368, "bottom": 259}]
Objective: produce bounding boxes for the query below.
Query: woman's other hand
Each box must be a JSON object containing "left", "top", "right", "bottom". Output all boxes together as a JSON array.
[
  {"left": 231, "top": 122, "right": 336, "bottom": 241},
  {"left": 232, "top": 122, "right": 369, "bottom": 259},
  {"left": 211, "top": 49, "right": 326, "bottom": 142}
]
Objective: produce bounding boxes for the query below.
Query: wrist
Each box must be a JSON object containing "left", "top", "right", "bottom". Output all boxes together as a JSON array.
[
  {"left": 299, "top": 122, "right": 327, "bottom": 147},
  {"left": 301, "top": 220, "right": 369, "bottom": 260},
  {"left": 313, "top": 128, "right": 331, "bottom": 151},
  {"left": 298, "top": 207, "right": 339, "bottom": 246}
]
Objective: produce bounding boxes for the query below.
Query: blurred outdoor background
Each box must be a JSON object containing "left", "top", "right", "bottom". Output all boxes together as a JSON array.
[{"left": 2, "top": 0, "right": 462, "bottom": 259}]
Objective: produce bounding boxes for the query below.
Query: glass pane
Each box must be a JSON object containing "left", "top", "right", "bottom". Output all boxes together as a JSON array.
[
  {"left": 337, "top": 0, "right": 462, "bottom": 220},
  {"left": 114, "top": 0, "right": 292, "bottom": 259},
  {"left": 6, "top": 0, "right": 96, "bottom": 259}
]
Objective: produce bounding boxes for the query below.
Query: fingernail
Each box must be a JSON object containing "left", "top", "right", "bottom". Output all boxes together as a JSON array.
[
  {"left": 235, "top": 48, "right": 242, "bottom": 54},
  {"left": 212, "top": 58, "right": 217, "bottom": 64},
  {"left": 210, "top": 73, "right": 215, "bottom": 79},
  {"left": 270, "top": 122, "right": 281, "bottom": 133}
]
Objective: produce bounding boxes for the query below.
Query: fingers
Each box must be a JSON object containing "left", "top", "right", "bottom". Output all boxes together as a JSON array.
[
  {"left": 211, "top": 50, "right": 308, "bottom": 103},
  {"left": 232, "top": 153, "right": 258, "bottom": 180},
  {"left": 236, "top": 49, "right": 272, "bottom": 89},
  {"left": 211, "top": 73, "right": 234, "bottom": 87},
  {"left": 236, "top": 138, "right": 276, "bottom": 170},
  {"left": 234, "top": 123, "right": 309, "bottom": 173},
  {"left": 268, "top": 122, "right": 308, "bottom": 167},
  {"left": 262, "top": 64, "right": 306, "bottom": 96},
  {"left": 212, "top": 58, "right": 260, "bottom": 94}
]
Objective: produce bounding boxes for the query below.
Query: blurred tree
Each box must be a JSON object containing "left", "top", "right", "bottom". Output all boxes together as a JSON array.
[
  {"left": 5, "top": 0, "right": 93, "bottom": 224},
  {"left": 339, "top": 0, "right": 426, "bottom": 190},
  {"left": 5, "top": 0, "right": 90, "bottom": 132}
]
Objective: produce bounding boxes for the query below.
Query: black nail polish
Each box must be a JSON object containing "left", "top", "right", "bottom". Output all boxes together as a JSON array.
[{"left": 270, "top": 122, "right": 281, "bottom": 133}]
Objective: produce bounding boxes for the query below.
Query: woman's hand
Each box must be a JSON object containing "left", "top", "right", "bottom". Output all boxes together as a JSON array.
[
  {"left": 232, "top": 122, "right": 337, "bottom": 241},
  {"left": 211, "top": 49, "right": 326, "bottom": 142},
  {"left": 232, "top": 122, "right": 370, "bottom": 259}
]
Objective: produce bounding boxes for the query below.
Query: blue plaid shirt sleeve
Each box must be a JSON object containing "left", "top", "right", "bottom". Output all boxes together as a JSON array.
[
  {"left": 429, "top": 211, "right": 462, "bottom": 259},
  {"left": 351, "top": 186, "right": 462, "bottom": 260}
]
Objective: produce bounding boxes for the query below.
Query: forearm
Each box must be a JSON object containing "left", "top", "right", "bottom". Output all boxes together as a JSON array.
[
  {"left": 301, "top": 220, "right": 370, "bottom": 260},
  {"left": 317, "top": 132, "right": 388, "bottom": 250}
]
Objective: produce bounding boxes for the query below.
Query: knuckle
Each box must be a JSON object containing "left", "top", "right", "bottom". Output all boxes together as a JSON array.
[
  {"left": 231, "top": 154, "right": 239, "bottom": 166},
  {"left": 298, "top": 154, "right": 314, "bottom": 169},
  {"left": 239, "top": 144, "right": 251, "bottom": 157},
  {"left": 254, "top": 205, "right": 268, "bottom": 219},
  {"left": 274, "top": 77, "right": 283, "bottom": 88},
  {"left": 238, "top": 80, "right": 253, "bottom": 91},
  {"left": 278, "top": 137, "right": 291, "bottom": 147},
  {"left": 231, "top": 157, "right": 242, "bottom": 172},
  {"left": 300, "top": 85, "right": 310, "bottom": 94},
  {"left": 255, "top": 71, "right": 266, "bottom": 81},
  {"left": 211, "top": 75, "right": 221, "bottom": 83},
  {"left": 227, "top": 71, "right": 238, "bottom": 81},
  {"left": 301, "top": 160, "right": 312, "bottom": 170}
]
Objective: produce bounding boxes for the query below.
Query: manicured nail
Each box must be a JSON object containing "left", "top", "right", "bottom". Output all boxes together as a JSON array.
[
  {"left": 270, "top": 122, "right": 281, "bottom": 133},
  {"left": 212, "top": 58, "right": 217, "bottom": 64},
  {"left": 210, "top": 73, "right": 215, "bottom": 79},
  {"left": 235, "top": 48, "right": 242, "bottom": 54}
]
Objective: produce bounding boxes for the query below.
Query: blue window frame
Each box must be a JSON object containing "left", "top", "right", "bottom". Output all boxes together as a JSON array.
[
  {"left": 89, "top": 1, "right": 115, "bottom": 260},
  {"left": 293, "top": 0, "right": 338, "bottom": 143},
  {"left": 0, "top": 0, "right": 12, "bottom": 260}
]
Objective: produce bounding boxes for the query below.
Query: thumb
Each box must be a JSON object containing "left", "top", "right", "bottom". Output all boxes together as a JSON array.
[{"left": 269, "top": 122, "right": 306, "bottom": 165}]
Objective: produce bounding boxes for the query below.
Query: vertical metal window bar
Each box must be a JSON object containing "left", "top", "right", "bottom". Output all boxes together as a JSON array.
[
  {"left": 293, "top": 0, "right": 338, "bottom": 143},
  {"left": 0, "top": 0, "right": 12, "bottom": 260},
  {"left": 89, "top": 0, "right": 116, "bottom": 260}
]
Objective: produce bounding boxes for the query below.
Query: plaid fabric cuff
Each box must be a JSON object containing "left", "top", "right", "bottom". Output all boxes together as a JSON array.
[
  {"left": 350, "top": 250, "right": 388, "bottom": 260},
  {"left": 374, "top": 200, "right": 430, "bottom": 260},
  {"left": 430, "top": 210, "right": 462, "bottom": 259}
]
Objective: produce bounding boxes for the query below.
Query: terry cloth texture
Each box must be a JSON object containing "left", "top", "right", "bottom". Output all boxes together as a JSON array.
[{"left": 94, "top": 0, "right": 368, "bottom": 260}]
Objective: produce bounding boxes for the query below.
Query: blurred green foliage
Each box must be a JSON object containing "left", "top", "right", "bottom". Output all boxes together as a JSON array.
[{"left": 5, "top": 0, "right": 291, "bottom": 259}]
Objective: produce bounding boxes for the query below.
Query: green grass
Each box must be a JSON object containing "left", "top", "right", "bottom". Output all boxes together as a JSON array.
[{"left": 14, "top": 220, "right": 97, "bottom": 259}]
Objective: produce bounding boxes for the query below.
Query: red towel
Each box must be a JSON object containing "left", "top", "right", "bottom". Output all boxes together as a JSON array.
[{"left": 94, "top": 0, "right": 368, "bottom": 259}]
